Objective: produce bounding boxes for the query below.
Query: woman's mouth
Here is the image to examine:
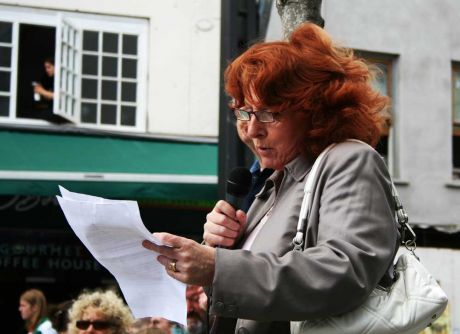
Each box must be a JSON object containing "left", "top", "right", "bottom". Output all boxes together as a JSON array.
[{"left": 256, "top": 146, "right": 272, "bottom": 154}]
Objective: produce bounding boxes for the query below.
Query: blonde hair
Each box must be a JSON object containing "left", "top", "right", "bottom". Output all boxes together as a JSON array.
[{"left": 68, "top": 290, "right": 133, "bottom": 334}]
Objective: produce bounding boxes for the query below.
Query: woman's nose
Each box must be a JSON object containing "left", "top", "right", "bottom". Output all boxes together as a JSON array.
[{"left": 246, "top": 116, "right": 266, "bottom": 138}]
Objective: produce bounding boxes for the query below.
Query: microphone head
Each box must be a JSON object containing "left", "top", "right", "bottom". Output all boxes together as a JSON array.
[{"left": 226, "top": 167, "right": 252, "bottom": 197}]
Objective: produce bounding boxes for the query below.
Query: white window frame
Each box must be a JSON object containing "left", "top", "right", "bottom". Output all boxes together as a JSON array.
[
  {"left": 55, "top": 15, "right": 80, "bottom": 123},
  {"left": 0, "top": 5, "right": 148, "bottom": 133},
  {"left": 452, "top": 63, "right": 460, "bottom": 179}
]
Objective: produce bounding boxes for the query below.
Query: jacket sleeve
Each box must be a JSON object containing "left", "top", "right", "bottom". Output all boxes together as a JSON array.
[{"left": 209, "top": 142, "right": 399, "bottom": 321}]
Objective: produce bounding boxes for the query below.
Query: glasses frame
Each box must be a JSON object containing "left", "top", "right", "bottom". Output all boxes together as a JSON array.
[
  {"left": 233, "top": 108, "right": 279, "bottom": 123},
  {"left": 76, "top": 320, "right": 113, "bottom": 330}
]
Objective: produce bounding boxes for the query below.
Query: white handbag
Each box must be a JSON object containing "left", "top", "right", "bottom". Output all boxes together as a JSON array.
[{"left": 290, "top": 142, "right": 448, "bottom": 334}]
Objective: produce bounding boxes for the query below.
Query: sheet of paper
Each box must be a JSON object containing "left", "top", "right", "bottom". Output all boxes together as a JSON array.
[{"left": 56, "top": 186, "right": 186, "bottom": 326}]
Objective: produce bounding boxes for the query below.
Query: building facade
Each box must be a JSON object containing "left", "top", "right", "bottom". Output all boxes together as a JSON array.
[{"left": 0, "top": 1, "right": 222, "bottom": 333}]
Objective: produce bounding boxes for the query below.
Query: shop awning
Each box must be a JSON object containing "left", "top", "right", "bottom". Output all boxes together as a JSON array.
[{"left": 0, "top": 130, "right": 218, "bottom": 204}]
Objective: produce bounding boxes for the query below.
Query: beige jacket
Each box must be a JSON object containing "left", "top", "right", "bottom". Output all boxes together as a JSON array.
[{"left": 209, "top": 141, "right": 399, "bottom": 334}]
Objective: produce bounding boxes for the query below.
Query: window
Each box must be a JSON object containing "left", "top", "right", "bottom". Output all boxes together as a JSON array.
[
  {"left": 0, "top": 5, "right": 147, "bottom": 132},
  {"left": 453, "top": 63, "right": 460, "bottom": 179},
  {"left": 357, "top": 51, "right": 397, "bottom": 177},
  {"left": 0, "top": 21, "right": 13, "bottom": 117}
]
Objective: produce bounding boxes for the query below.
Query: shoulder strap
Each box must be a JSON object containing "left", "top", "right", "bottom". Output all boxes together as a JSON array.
[
  {"left": 292, "top": 143, "right": 336, "bottom": 251},
  {"left": 292, "top": 140, "right": 416, "bottom": 253}
]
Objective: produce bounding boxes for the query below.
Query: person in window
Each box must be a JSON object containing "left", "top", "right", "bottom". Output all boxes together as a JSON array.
[
  {"left": 67, "top": 289, "right": 133, "bottom": 334},
  {"left": 142, "top": 23, "right": 398, "bottom": 334},
  {"left": 19, "top": 289, "right": 58, "bottom": 334},
  {"left": 33, "top": 57, "right": 55, "bottom": 112}
]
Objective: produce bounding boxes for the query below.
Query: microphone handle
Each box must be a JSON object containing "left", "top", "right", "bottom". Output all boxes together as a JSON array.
[{"left": 225, "top": 193, "right": 242, "bottom": 210}]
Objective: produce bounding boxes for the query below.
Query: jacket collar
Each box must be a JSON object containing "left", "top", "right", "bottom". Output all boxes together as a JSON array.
[
  {"left": 283, "top": 154, "right": 313, "bottom": 182},
  {"left": 255, "top": 154, "right": 313, "bottom": 199}
]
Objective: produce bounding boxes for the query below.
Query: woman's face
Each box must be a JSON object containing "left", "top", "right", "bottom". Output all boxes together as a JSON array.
[
  {"left": 76, "top": 306, "right": 113, "bottom": 334},
  {"left": 239, "top": 107, "right": 306, "bottom": 170},
  {"left": 18, "top": 299, "right": 34, "bottom": 321}
]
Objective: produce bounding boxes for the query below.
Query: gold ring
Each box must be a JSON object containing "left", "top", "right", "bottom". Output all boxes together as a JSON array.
[{"left": 168, "top": 260, "right": 178, "bottom": 273}]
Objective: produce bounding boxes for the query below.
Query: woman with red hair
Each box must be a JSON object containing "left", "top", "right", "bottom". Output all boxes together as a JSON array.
[{"left": 143, "top": 23, "right": 398, "bottom": 334}]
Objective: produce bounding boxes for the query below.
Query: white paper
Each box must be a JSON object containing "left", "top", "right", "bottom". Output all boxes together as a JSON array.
[{"left": 56, "top": 186, "right": 186, "bottom": 325}]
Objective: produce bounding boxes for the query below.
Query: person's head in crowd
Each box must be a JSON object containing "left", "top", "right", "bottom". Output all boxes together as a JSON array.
[
  {"left": 149, "top": 318, "right": 171, "bottom": 333},
  {"left": 135, "top": 329, "right": 165, "bottom": 334},
  {"left": 44, "top": 57, "right": 55, "bottom": 78},
  {"left": 68, "top": 289, "right": 133, "bottom": 334},
  {"left": 19, "top": 288, "right": 49, "bottom": 333},
  {"left": 50, "top": 300, "right": 73, "bottom": 334},
  {"left": 187, "top": 311, "right": 204, "bottom": 334},
  {"left": 128, "top": 317, "right": 151, "bottom": 334}
]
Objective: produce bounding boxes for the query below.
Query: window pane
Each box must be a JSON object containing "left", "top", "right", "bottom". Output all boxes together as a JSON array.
[
  {"left": 123, "top": 34, "right": 138, "bottom": 55},
  {"left": 81, "top": 102, "right": 97, "bottom": 123},
  {"left": 453, "top": 136, "right": 460, "bottom": 178},
  {"left": 102, "top": 80, "right": 117, "bottom": 100},
  {"left": 62, "top": 44, "right": 68, "bottom": 67},
  {"left": 122, "top": 58, "right": 137, "bottom": 78},
  {"left": 0, "top": 22, "right": 12, "bottom": 43},
  {"left": 372, "top": 63, "right": 388, "bottom": 96},
  {"left": 0, "top": 96, "right": 9, "bottom": 116},
  {"left": 74, "top": 76, "right": 78, "bottom": 95},
  {"left": 81, "top": 78, "right": 98, "bottom": 99},
  {"left": 73, "top": 50, "right": 78, "bottom": 70},
  {"left": 67, "top": 45, "right": 72, "bottom": 69},
  {"left": 103, "top": 33, "right": 118, "bottom": 53},
  {"left": 67, "top": 96, "right": 72, "bottom": 116},
  {"left": 121, "top": 82, "right": 136, "bottom": 102},
  {"left": 82, "top": 55, "right": 98, "bottom": 75},
  {"left": 69, "top": 73, "right": 76, "bottom": 95},
  {"left": 454, "top": 71, "right": 460, "bottom": 123},
  {"left": 121, "top": 105, "right": 136, "bottom": 126},
  {"left": 102, "top": 56, "right": 118, "bottom": 77},
  {"left": 61, "top": 25, "right": 66, "bottom": 41},
  {"left": 72, "top": 29, "right": 77, "bottom": 47},
  {"left": 83, "top": 31, "right": 99, "bottom": 51},
  {"left": 67, "top": 27, "right": 72, "bottom": 46},
  {"left": 60, "top": 68, "right": 66, "bottom": 91},
  {"left": 0, "top": 47, "right": 11, "bottom": 67},
  {"left": 101, "top": 104, "right": 117, "bottom": 124},
  {"left": 0, "top": 71, "right": 10, "bottom": 92}
]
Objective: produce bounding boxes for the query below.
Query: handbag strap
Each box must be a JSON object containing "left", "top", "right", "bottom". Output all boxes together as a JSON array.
[{"left": 292, "top": 140, "right": 417, "bottom": 254}]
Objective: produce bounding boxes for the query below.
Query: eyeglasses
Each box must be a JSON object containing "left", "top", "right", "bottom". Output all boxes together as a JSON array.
[
  {"left": 233, "top": 108, "right": 279, "bottom": 123},
  {"left": 76, "top": 320, "right": 113, "bottom": 330}
]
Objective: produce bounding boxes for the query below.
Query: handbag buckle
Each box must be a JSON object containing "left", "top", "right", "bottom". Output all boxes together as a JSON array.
[
  {"left": 292, "top": 231, "right": 304, "bottom": 251},
  {"left": 393, "top": 190, "right": 419, "bottom": 259}
]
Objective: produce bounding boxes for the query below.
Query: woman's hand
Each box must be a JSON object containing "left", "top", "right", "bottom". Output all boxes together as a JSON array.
[
  {"left": 203, "top": 200, "right": 247, "bottom": 248},
  {"left": 142, "top": 233, "right": 216, "bottom": 286}
]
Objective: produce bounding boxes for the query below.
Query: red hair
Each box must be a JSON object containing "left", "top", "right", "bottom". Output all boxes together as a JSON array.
[{"left": 224, "top": 23, "right": 389, "bottom": 158}]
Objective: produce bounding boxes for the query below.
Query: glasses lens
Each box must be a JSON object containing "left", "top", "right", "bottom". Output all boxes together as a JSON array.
[
  {"left": 235, "top": 109, "right": 250, "bottom": 121},
  {"left": 76, "top": 320, "right": 90, "bottom": 330},
  {"left": 257, "top": 111, "right": 275, "bottom": 123},
  {"left": 92, "top": 321, "right": 111, "bottom": 330}
]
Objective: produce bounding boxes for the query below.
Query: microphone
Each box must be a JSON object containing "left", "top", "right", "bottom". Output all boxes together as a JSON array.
[{"left": 226, "top": 167, "right": 252, "bottom": 210}]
